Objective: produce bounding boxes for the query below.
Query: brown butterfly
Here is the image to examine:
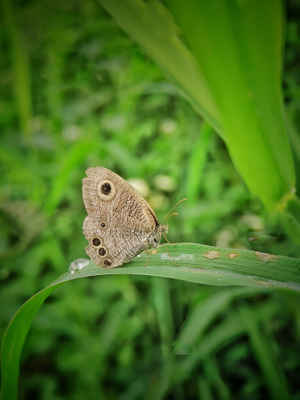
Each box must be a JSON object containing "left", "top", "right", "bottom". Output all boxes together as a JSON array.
[{"left": 82, "top": 166, "right": 170, "bottom": 268}]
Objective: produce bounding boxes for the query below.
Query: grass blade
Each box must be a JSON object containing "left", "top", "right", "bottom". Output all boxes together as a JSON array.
[{"left": 1, "top": 242, "right": 299, "bottom": 400}]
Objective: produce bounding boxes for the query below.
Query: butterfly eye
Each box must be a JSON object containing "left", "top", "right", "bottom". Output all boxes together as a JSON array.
[
  {"left": 92, "top": 237, "right": 102, "bottom": 247},
  {"left": 98, "top": 247, "right": 107, "bottom": 256}
]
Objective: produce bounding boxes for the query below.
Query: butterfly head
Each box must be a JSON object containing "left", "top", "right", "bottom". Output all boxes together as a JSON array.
[{"left": 148, "top": 223, "right": 168, "bottom": 248}]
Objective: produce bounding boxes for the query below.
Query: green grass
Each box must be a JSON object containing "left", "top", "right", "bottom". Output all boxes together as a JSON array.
[{"left": 0, "top": 0, "right": 300, "bottom": 399}]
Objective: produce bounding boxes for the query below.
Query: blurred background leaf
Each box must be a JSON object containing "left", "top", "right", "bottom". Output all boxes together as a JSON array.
[
  {"left": 1, "top": 0, "right": 300, "bottom": 399},
  {"left": 99, "top": 0, "right": 297, "bottom": 213}
]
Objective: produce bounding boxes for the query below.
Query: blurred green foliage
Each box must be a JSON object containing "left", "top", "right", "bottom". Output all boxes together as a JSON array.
[{"left": 0, "top": 0, "right": 299, "bottom": 399}]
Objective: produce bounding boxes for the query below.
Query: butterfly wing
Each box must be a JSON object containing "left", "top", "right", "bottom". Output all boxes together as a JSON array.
[
  {"left": 83, "top": 212, "right": 150, "bottom": 268},
  {"left": 82, "top": 166, "right": 159, "bottom": 268}
]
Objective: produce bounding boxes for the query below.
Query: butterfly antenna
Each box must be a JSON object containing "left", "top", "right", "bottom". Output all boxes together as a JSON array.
[
  {"left": 164, "top": 233, "right": 172, "bottom": 245},
  {"left": 160, "top": 198, "right": 186, "bottom": 266},
  {"left": 163, "top": 198, "right": 187, "bottom": 222}
]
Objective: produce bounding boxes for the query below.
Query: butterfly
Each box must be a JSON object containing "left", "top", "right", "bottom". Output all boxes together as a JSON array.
[{"left": 82, "top": 166, "right": 169, "bottom": 268}]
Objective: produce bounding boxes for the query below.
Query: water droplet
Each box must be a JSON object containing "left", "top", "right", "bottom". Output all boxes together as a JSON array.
[{"left": 68, "top": 258, "right": 89, "bottom": 274}]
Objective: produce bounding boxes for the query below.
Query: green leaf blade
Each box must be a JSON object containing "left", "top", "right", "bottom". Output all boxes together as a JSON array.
[
  {"left": 99, "top": 0, "right": 296, "bottom": 210},
  {"left": 1, "top": 285, "right": 62, "bottom": 400},
  {"left": 165, "top": 0, "right": 295, "bottom": 209},
  {"left": 1, "top": 243, "right": 299, "bottom": 400}
]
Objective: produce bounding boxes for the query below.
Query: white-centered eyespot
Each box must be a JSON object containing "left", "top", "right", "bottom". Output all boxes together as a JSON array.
[
  {"left": 98, "top": 246, "right": 107, "bottom": 257},
  {"left": 102, "top": 257, "right": 113, "bottom": 268},
  {"left": 91, "top": 237, "right": 102, "bottom": 247},
  {"left": 97, "top": 179, "right": 116, "bottom": 200}
]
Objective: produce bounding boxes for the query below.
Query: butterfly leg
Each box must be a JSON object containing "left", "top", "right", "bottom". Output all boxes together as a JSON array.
[
  {"left": 162, "top": 243, "right": 180, "bottom": 267},
  {"left": 141, "top": 240, "right": 151, "bottom": 267},
  {"left": 163, "top": 233, "right": 174, "bottom": 245}
]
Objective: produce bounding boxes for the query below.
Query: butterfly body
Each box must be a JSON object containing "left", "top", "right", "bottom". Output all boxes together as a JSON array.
[{"left": 82, "top": 166, "right": 168, "bottom": 268}]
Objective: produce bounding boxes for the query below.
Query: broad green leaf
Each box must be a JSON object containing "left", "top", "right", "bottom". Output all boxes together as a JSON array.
[
  {"left": 98, "top": 0, "right": 222, "bottom": 135},
  {"left": 98, "top": 0, "right": 297, "bottom": 211},
  {"left": 1, "top": 243, "right": 300, "bottom": 400},
  {"left": 166, "top": 0, "right": 295, "bottom": 209}
]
